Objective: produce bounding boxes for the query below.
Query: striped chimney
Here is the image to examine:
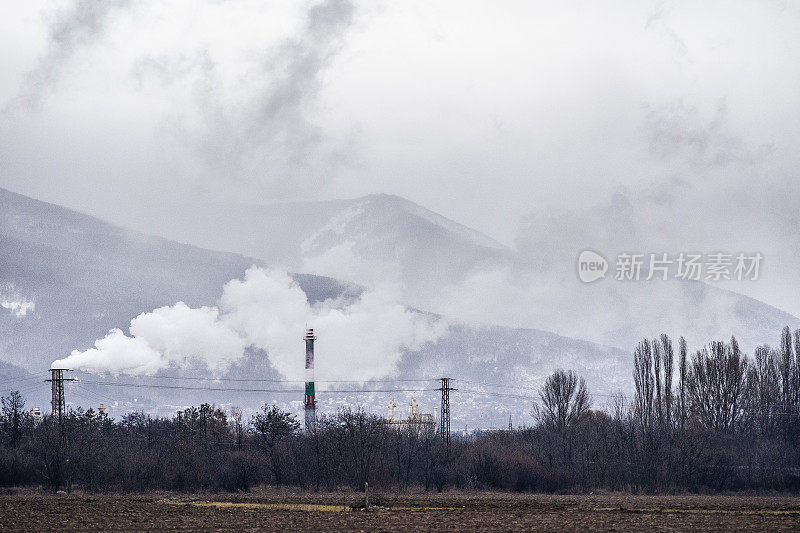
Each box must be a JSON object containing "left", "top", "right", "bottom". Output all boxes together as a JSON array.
[{"left": 304, "top": 328, "right": 316, "bottom": 431}]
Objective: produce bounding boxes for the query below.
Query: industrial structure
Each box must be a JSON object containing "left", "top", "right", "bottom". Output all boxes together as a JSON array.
[
  {"left": 37, "top": 331, "right": 457, "bottom": 441},
  {"left": 386, "top": 395, "right": 436, "bottom": 430},
  {"left": 46, "top": 368, "right": 74, "bottom": 421},
  {"left": 304, "top": 328, "right": 316, "bottom": 431},
  {"left": 438, "top": 377, "right": 455, "bottom": 450}
]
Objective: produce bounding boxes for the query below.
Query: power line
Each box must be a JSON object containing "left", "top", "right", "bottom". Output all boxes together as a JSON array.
[
  {"left": 455, "top": 378, "right": 543, "bottom": 392},
  {"left": 1, "top": 375, "right": 42, "bottom": 384},
  {"left": 459, "top": 389, "right": 538, "bottom": 401},
  {"left": 321, "top": 379, "right": 436, "bottom": 383},
  {"left": 6, "top": 383, "right": 45, "bottom": 397},
  {"left": 69, "top": 370, "right": 436, "bottom": 384},
  {"left": 70, "top": 381, "right": 800, "bottom": 417},
  {"left": 79, "top": 380, "right": 435, "bottom": 394},
  {"left": 456, "top": 379, "right": 628, "bottom": 399},
  {"left": 73, "top": 384, "right": 108, "bottom": 405}
]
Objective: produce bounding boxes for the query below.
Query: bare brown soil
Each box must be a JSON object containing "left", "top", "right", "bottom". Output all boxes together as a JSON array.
[{"left": 2, "top": 489, "right": 800, "bottom": 531}]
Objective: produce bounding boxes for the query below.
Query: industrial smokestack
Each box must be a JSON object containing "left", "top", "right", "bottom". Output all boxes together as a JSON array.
[{"left": 304, "top": 328, "right": 316, "bottom": 431}]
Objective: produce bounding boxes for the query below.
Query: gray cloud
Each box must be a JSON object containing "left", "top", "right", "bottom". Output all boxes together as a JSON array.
[
  {"left": 644, "top": 98, "right": 772, "bottom": 168},
  {"left": 132, "top": 0, "right": 357, "bottom": 199},
  {"left": 13, "top": 0, "right": 131, "bottom": 111},
  {"left": 0, "top": 0, "right": 798, "bottom": 326},
  {"left": 242, "top": 0, "right": 356, "bottom": 191},
  {"left": 645, "top": 1, "right": 689, "bottom": 61}
]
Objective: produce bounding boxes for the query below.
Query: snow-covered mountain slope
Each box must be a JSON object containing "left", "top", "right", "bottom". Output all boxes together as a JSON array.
[
  {"left": 2, "top": 187, "right": 798, "bottom": 426},
  {"left": 117, "top": 193, "right": 517, "bottom": 308},
  {"left": 120, "top": 192, "right": 800, "bottom": 353},
  {"left": 0, "top": 187, "right": 631, "bottom": 427},
  {"left": 0, "top": 187, "right": 354, "bottom": 372}
]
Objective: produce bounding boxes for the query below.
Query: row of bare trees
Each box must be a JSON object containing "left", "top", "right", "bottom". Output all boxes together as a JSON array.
[
  {"left": 632, "top": 327, "right": 800, "bottom": 437},
  {"left": 2, "top": 327, "right": 800, "bottom": 493}
]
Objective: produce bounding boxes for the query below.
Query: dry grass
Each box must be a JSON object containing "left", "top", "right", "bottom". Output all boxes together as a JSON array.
[{"left": 2, "top": 489, "right": 800, "bottom": 531}]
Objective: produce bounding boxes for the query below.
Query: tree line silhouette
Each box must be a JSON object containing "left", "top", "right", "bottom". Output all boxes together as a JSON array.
[{"left": 3, "top": 326, "right": 800, "bottom": 493}]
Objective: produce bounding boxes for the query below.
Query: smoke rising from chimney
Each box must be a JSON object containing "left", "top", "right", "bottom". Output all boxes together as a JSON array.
[{"left": 52, "top": 267, "right": 446, "bottom": 381}]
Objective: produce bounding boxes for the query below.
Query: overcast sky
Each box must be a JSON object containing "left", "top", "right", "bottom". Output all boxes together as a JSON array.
[{"left": 2, "top": 1, "right": 799, "bottom": 315}]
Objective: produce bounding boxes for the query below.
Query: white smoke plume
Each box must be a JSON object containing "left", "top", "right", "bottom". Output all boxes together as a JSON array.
[{"left": 52, "top": 267, "right": 446, "bottom": 381}]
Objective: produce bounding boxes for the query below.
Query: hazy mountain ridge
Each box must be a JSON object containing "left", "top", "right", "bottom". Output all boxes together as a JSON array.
[
  {"left": 119, "top": 191, "right": 800, "bottom": 353},
  {"left": 119, "top": 193, "right": 512, "bottom": 266},
  {"left": 0, "top": 187, "right": 631, "bottom": 425},
  {"left": 115, "top": 193, "right": 517, "bottom": 308},
  {"left": 0, "top": 187, "right": 355, "bottom": 372},
  {"left": 2, "top": 187, "right": 798, "bottom": 426}
]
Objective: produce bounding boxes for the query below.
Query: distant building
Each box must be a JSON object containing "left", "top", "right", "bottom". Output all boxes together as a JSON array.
[
  {"left": 386, "top": 395, "right": 436, "bottom": 430},
  {"left": 86, "top": 404, "right": 107, "bottom": 420}
]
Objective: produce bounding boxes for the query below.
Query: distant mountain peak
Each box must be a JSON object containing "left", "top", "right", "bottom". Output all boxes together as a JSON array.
[{"left": 352, "top": 193, "right": 510, "bottom": 252}]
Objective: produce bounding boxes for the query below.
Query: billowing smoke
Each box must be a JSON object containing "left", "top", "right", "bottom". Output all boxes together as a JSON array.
[
  {"left": 56, "top": 304, "right": 248, "bottom": 376},
  {"left": 52, "top": 267, "right": 446, "bottom": 381}
]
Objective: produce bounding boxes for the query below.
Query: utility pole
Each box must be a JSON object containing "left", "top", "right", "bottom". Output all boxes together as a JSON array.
[
  {"left": 46, "top": 369, "right": 75, "bottom": 422},
  {"left": 438, "top": 377, "right": 456, "bottom": 451},
  {"left": 45, "top": 368, "right": 76, "bottom": 492}
]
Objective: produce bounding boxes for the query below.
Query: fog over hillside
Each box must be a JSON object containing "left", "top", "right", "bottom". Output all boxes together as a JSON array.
[
  {"left": 1, "top": 187, "right": 631, "bottom": 427},
  {"left": 1, "top": 1, "right": 800, "bottom": 431},
  {"left": 0, "top": 187, "right": 353, "bottom": 371},
  {"left": 118, "top": 192, "right": 799, "bottom": 354}
]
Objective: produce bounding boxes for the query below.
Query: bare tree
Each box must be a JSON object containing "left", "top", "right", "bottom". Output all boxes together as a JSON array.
[
  {"left": 633, "top": 340, "right": 654, "bottom": 429},
  {"left": 1, "top": 391, "right": 26, "bottom": 448},
  {"left": 687, "top": 338, "right": 748, "bottom": 432},
  {"left": 678, "top": 337, "right": 688, "bottom": 429},
  {"left": 338, "top": 407, "right": 387, "bottom": 488},
  {"left": 229, "top": 406, "right": 244, "bottom": 450},
  {"left": 779, "top": 326, "right": 794, "bottom": 409},
  {"left": 607, "top": 392, "right": 628, "bottom": 423},
  {"left": 794, "top": 328, "right": 800, "bottom": 422},
  {"left": 653, "top": 339, "right": 664, "bottom": 425},
  {"left": 252, "top": 404, "right": 300, "bottom": 484},
  {"left": 745, "top": 345, "right": 780, "bottom": 436},
  {"left": 660, "top": 334, "right": 674, "bottom": 428},
  {"left": 534, "top": 369, "right": 591, "bottom": 433}
]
